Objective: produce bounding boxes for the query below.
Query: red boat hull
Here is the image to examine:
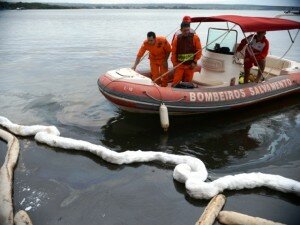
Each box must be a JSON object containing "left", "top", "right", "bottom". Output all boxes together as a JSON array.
[{"left": 98, "top": 72, "right": 300, "bottom": 115}]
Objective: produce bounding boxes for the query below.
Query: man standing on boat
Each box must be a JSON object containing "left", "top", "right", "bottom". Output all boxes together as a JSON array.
[
  {"left": 236, "top": 31, "right": 269, "bottom": 83},
  {"left": 172, "top": 16, "right": 195, "bottom": 42},
  {"left": 132, "top": 31, "right": 171, "bottom": 87},
  {"left": 171, "top": 22, "right": 202, "bottom": 87}
]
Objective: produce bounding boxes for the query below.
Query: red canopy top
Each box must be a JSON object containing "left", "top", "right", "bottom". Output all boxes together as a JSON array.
[{"left": 191, "top": 15, "right": 300, "bottom": 32}]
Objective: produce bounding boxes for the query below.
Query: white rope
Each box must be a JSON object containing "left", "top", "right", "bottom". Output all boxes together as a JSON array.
[
  {"left": 154, "top": 24, "right": 238, "bottom": 83},
  {"left": 240, "top": 29, "right": 300, "bottom": 80},
  {"left": 134, "top": 25, "right": 180, "bottom": 66},
  {"left": 1, "top": 116, "right": 300, "bottom": 200}
]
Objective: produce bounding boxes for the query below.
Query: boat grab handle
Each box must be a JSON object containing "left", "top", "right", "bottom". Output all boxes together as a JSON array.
[
  {"left": 116, "top": 71, "right": 133, "bottom": 77},
  {"left": 143, "top": 91, "right": 186, "bottom": 103}
]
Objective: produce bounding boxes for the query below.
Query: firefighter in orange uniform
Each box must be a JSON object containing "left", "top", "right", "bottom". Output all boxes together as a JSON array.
[
  {"left": 171, "top": 22, "right": 202, "bottom": 87},
  {"left": 172, "top": 16, "right": 195, "bottom": 42},
  {"left": 236, "top": 31, "right": 269, "bottom": 83},
  {"left": 132, "top": 31, "right": 171, "bottom": 87}
]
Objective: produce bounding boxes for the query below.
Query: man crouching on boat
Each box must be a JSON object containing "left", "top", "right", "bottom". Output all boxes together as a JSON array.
[
  {"left": 236, "top": 31, "right": 269, "bottom": 83},
  {"left": 171, "top": 22, "right": 202, "bottom": 87},
  {"left": 132, "top": 31, "right": 171, "bottom": 87}
]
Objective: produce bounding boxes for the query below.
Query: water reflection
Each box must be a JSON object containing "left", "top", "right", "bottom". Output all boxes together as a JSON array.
[{"left": 100, "top": 95, "right": 299, "bottom": 169}]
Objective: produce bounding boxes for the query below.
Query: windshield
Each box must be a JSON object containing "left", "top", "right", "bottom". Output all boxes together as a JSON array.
[{"left": 206, "top": 28, "right": 237, "bottom": 55}]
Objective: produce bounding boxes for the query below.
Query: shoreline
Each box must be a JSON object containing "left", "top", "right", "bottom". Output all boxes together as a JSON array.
[{"left": 1, "top": 2, "right": 300, "bottom": 11}]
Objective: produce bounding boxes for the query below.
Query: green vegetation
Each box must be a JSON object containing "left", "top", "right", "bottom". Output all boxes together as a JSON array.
[
  {"left": 0, "top": 1, "right": 299, "bottom": 11},
  {"left": 0, "top": 1, "right": 76, "bottom": 9}
]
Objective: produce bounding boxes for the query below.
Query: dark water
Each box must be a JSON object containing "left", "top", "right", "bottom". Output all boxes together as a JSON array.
[{"left": 0, "top": 9, "right": 300, "bottom": 225}]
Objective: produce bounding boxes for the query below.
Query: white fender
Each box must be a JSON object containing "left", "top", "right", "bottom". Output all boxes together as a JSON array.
[{"left": 159, "top": 103, "right": 169, "bottom": 132}]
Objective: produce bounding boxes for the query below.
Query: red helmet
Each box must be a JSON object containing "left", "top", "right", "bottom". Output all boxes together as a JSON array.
[{"left": 182, "top": 16, "right": 191, "bottom": 23}]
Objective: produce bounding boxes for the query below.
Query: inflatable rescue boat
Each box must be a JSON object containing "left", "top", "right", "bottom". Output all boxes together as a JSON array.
[{"left": 98, "top": 15, "right": 300, "bottom": 115}]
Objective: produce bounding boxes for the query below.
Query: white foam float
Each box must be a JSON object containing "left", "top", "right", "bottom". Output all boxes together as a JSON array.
[
  {"left": 0, "top": 129, "right": 33, "bottom": 225},
  {"left": 1, "top": 116, "right": 300, "bottom": 199}
]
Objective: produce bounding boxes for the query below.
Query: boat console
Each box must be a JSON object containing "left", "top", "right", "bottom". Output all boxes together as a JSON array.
[{"left": 192, "top": 28, "right": 241, "bottom": 87}]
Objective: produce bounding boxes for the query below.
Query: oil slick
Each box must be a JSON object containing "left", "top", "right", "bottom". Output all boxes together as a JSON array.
[{"left": 1, "top": 116, "right": 300, "bottom": 200}]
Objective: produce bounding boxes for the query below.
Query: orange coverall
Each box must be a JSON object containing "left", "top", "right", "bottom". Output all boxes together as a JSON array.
[
  {"left": 137, "top": 36, "right": 171, "bottom": 87},
  {"left": 236, "top": 34, "right": 269, "bottom": 69},
  {"left": 171, "top": 34, "right": 202, "bottom": 86}
]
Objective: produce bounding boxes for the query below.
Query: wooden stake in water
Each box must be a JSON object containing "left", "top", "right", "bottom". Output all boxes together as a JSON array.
[
  {"left": 218, "top": 211, "right": 286, "bottom": 225},
  {"left": 195, "top": 194, "right": 226, "bottom": 225}
]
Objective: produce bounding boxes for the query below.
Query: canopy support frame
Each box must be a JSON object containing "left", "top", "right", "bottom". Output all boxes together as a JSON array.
[{"left": 287, "top": 29, "right": 300, "bottom": 43}]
